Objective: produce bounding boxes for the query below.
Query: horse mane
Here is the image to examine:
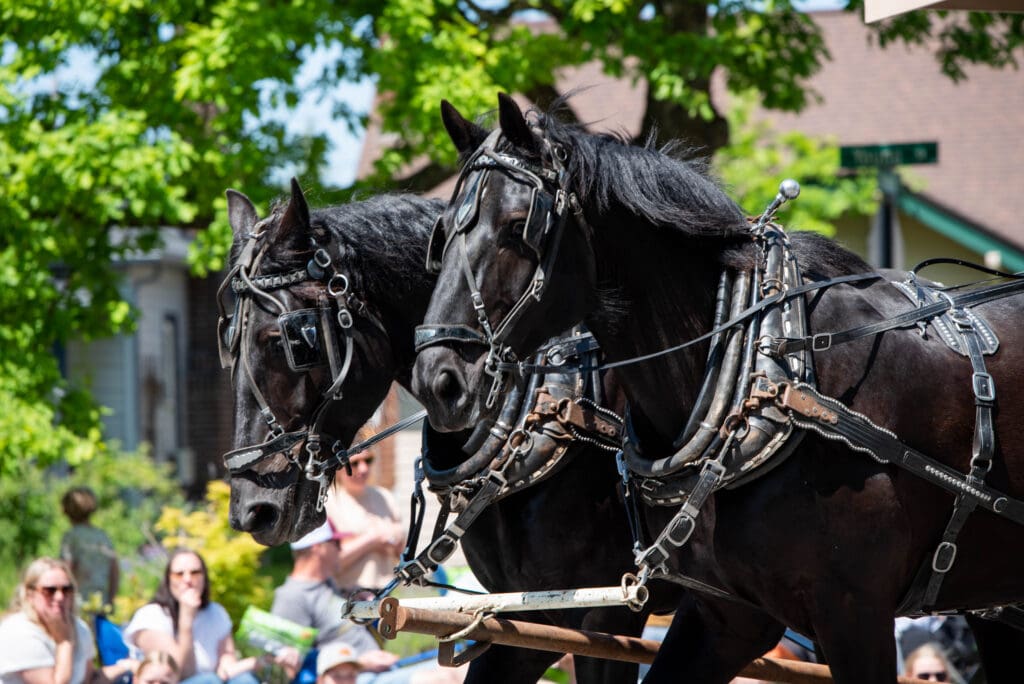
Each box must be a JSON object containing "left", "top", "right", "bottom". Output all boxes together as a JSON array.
[
  {"left": 232, "top": 193, "right": 443, "bottom": 310},
  {"left": 519, "top": 98, "right": 871, "bottom": 280},
  {"left": 526, "top": 99, "right": 750, "bottom": 240}
]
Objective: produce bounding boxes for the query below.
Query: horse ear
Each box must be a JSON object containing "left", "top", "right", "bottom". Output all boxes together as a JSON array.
[
  {"left": 226, "top": 190, "right": 258, "bottom": 237},
  {"left": 440, "top": 100, "right": 488, "bottom": 156},
  {"left": 273, "top": 178, "right": 311, "bottom": 247},
  {"left": 497, "top": 93, "right": 537, "bottom": 152}
]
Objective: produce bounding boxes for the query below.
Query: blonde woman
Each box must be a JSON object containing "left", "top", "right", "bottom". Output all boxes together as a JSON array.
[
  {"left": 0, "top": 558, "right": 133, "bottom": 684},
  {"left": 904, "top": 642, "right": 960, "bottom": 683}
]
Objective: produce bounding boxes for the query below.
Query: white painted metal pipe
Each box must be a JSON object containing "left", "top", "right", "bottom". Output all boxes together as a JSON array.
[{"left": 343, "top": 585, "right": 644, "bottom": 620}]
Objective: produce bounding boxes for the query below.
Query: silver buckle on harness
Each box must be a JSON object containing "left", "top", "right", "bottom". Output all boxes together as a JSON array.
[
  {"left": 932, "top": 541, "right": 957, "bottom": 573},
  {"left": 811, "top": 333, "right": 832, "bottom": 352},
  {"left": 972, "top": 372, "right": 995, "bottom": 402}
]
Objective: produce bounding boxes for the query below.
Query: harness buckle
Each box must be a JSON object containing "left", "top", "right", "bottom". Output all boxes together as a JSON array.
[
  {"left": 554, "top": 189, "right": 568, "bottom": 217},
  {"left": 972, "top": 372, "right": 995, "bottom": 402},
  {"left": 811, "top": 333, "right": 832, "bottom": 351},
  {"left": 337, "top": 308, "right": 354, "bottom": 329},
  {"left": 530, "top": 276, "right": 545, "bottom": 301},
  {"left": 932, "top": 541, "right": 957, "bottom": 573}
]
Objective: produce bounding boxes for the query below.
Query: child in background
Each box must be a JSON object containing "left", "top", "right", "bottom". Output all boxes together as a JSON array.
[
  {"left": 135, "top": 652, "right": 181, "bottom": 684},
  {"left": 60, "top": 487, "right": 119, "bottom": 608}
]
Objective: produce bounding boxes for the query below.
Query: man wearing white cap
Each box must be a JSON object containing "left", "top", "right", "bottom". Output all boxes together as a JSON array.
[
  {"left": 272, "top": 523, "right": 466, "bottom": 684},
  {"left": 271, "top": 522, "right": 391, "bottom": 663}
]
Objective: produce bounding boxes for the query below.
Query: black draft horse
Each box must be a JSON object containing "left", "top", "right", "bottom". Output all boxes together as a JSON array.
[
  {"left": 410, "top": 94, "right": 1024, "bottom": 683},
  {"left": 220, "top": 183, "right": 675, "bottom": 684}
]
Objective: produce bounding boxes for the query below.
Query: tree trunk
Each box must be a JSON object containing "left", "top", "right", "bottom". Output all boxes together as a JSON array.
[{"left": 642, "top": 0, "right": 729, "bottom": 154}]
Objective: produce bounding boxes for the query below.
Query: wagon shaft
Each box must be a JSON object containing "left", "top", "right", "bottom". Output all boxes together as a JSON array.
[{"left": 376, "top": 598, "right": 928, "bottom": 683}]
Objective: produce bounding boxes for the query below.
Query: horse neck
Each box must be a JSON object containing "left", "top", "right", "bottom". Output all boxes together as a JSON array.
[{"left": 586, "top": 224, "right": 724, "bottom": 448}]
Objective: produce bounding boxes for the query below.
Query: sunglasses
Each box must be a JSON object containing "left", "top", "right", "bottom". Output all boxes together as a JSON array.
[
  {"left": 34, "top": 584, "right": 74, "bottom": 598},
  {"left": 170, "top": 569, "right": 204, "bottom": 579},
  {"left": 913, "top": 672, "right": 948, "bottom": 682}
]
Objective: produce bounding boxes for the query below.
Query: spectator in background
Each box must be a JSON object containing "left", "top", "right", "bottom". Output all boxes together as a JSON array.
[
  {"left": 904, "top": 642, "right": 959, "bottom": 683},
  {"left": 270, "top": 522, "right": 391, "bottom": 677},
  {"left": 316, "top": 645, "right": 362, "bottom": 684},
  {"left": 134, "top": 652, "right": 181, "bottom": 684},
  {"left": 0, "top": 557, "right": 135, "bottom": 684},
  {"left": 271, "top": 522, "right": 465, "bottom": 684},
  {"left": 895, "top": 616, "right": 977, "bottom": 680},
  {"left": 325, "top": 428, "right": 405, "bottom": 596},
  {"left": 59, "top": 487, "right": 119, "bottom": 608},
  {"left": 123, "top": 549, "right": 285, "bottom": 684}
]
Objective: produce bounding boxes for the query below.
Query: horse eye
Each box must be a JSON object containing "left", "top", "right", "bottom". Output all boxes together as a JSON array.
[{"left": 510, "top": 220, "right": 526, "bottom": 233}]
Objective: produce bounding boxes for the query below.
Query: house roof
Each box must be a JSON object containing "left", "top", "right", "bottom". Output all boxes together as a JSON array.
[{"left": 356, "top": 10, "right": 1024, "bottom": 247}]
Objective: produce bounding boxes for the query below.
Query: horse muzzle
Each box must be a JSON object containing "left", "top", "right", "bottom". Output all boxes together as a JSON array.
[{"left": 411, "top": 347, "right": 488, "bottom": 432}]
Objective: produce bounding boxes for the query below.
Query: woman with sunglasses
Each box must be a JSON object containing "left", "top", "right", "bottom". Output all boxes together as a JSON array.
[
  {"left": 324, "top": 427, "right": 405, "bottom": 596},
  {"left": 0, "top": 557, "right": 134, "bottom": 684},
  {"left": 123, "top": 549, "right": 273, "bottom": 684}
]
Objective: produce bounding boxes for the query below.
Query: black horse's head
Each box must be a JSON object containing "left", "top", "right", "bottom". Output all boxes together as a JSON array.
[
  {"left": 221, "top": 181, "right": 437, "bottom": 545},
  {"left": 411, "top": 95, "right": 598, "bottom": 431}
]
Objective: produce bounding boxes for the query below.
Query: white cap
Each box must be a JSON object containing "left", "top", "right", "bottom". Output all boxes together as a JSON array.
[
  {"left": 290, "top": 521, "right": 340, "bottom": 551},
  {"left": 316, "top": 642, "right": 361, "bottom": 676}
]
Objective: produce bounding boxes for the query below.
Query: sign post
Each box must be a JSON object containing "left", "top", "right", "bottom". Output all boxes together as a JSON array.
[{"left": 840, "top": 142, "right": 939, "bottom": 268}]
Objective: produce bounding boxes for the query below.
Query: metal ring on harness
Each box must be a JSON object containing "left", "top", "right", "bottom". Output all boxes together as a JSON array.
[
  {"left": 438, "top": 608, "right": 492, "bottom": 643},
  {"left": 620, "top": 573, "right": 650, "bottom": 612},
  {"left": 328, "top": 273, "right": 349, "bottom": 297},
  {"left": 507, "top": 428, "right": 534, "bottom": 457}
]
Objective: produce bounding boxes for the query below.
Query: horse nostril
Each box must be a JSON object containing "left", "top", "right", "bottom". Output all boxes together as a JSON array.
[
  {"left": 433, "top": 369, "right": 463, "bottom": 404},
  {"left": 241, "top": 503, "right": 280, "bottom": 534}
]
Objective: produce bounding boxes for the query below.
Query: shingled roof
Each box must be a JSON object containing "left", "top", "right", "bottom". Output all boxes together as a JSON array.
[{"left": 356, "top": 10, "right": 1024, "bottom": 247}]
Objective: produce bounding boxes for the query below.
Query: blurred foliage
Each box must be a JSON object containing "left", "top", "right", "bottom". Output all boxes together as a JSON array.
[
  {"left": 0, "top": 445, "right": 184, "bottom": 611},
  {"left": 0, "top": 1, "right": 362, "bottom": 476},
  {"left": 150, "top": 481, "right": 273, "bottom": 626},
  {"left": 714, "top": 91, "right": 879, "bottom": 235},
  {"left": 352, "top": 0, "right": 1022, "bottom": 193}
]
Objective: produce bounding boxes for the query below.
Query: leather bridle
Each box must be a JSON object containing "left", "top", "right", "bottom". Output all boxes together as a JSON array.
[
  {"left": 218, "top": 221, "right": 388, "bottom": 510},
  {"left": 414, "top": 130, "right": 585, "bottom": 408}
]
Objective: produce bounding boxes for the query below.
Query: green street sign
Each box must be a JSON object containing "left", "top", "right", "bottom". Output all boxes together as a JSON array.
[{"left": 840, "top": 142, "right": 938, "bottom": 169}]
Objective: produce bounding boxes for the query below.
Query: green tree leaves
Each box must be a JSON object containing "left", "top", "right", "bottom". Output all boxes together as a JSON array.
[{"left": 0, "top": 2, "right": 352, "bottom": 475}]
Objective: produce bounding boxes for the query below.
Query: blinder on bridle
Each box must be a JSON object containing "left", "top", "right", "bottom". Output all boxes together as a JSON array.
[
  {"left": 278, "top": 308, "right": 328, "bottom": 371},
  {"left": 416, "top": 128, "right": 580, "bottom": 408},
  {"left": 425, "top": 149, "right": 556, "bottom": 276}
]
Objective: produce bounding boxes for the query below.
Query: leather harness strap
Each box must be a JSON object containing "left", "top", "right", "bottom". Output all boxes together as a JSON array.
[
  {"left": 781, "top": 381, "right": 1024, "bottom": 526},
  {"left": 769, "top": 277, "right": 1024, "bottom": 356}
]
